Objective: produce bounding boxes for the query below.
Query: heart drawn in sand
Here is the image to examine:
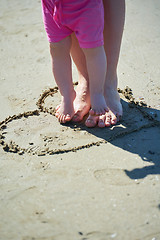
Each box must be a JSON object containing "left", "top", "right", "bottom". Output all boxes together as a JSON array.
[{"left": 0, "top": 85, "right": 159, "bottom": 156}]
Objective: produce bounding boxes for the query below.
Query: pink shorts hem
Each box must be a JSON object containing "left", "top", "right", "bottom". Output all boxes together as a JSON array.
[
  {"left": 48, "top": 33, "right": 72, "bottom": 43},
  {"left": 79, "top": 39, "right": 104, "bottom": 49}
]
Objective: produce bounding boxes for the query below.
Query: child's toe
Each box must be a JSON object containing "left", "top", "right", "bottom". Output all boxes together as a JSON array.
[
  {"left": 65, "top": 114, "right": 71, "bottom": 122},
  {"left": 89, "top": 109, "right": 95, "bottom": 116}
]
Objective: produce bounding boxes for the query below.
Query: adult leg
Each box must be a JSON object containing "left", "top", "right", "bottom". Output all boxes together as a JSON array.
[
  {"left": 102, "top": 0, "right": 125, "bottom": 126},
  {"left": 50, "top": 36, "right": 76, "bottom": 123}
]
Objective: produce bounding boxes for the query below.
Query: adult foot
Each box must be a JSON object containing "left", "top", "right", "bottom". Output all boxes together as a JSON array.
[
  {"left": 103, "top": 85, "right": 123, "bottom": 126},
  {"left": 85, "top": 114, "right": 109, "bottom": 128},
  {"left": 85, "top": 114, "right": 99, "bottom": 128},
  {"left": 72, "top": 81, "right": 91, "bottom": 122},
  {"left": 55, "top": 90, "right": 76, "bottom": 123}
]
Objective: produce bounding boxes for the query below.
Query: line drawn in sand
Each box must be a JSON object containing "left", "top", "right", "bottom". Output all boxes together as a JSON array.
[{"left": 0, "top": 83, "right": 160, "bottom": 157}]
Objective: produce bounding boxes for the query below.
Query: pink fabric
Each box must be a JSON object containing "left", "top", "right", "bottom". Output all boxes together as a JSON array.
[{"left": 41, "top": 0, "right": 104, "bottom": 48}]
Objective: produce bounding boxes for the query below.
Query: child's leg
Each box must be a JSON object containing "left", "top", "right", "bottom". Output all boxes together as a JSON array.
[
  {"left": 82, "top": 46, "right": 108, "bottom": 116},
  {"left": 50, "top": 36, "right": 76, "bottom": 123},
  {"left": 70, "top": 33, "right": 91, "bottom": 122}
]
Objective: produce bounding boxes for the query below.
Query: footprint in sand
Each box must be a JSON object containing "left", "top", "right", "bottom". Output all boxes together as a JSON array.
[{"left": 94, "top": 168, "right": 133, "bottom": 185}]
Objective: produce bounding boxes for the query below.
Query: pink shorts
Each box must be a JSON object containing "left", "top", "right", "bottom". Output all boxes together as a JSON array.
[{"left": 41, "top": 0, "right": 104, "bottom": 48}]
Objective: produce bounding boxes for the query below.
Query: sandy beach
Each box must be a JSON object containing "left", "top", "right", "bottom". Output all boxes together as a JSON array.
[{"left": 0, "top": 0, "right": 160, "bottom": 239}]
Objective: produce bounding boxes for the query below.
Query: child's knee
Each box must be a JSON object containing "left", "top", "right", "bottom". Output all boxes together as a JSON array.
[
  {"left": 50, "top": 37, "right": 71, "bottom": 56},
  {"left": 82, "top": 46, "right": 104, "bottom": 60},
  {"left": 50, "top": 41, "right": 62, "bottom": 56}
]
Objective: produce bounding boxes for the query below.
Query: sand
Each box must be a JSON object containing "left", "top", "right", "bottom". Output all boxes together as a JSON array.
[{"left": 0, "top": 0, "right": 160, "bottom": 239}]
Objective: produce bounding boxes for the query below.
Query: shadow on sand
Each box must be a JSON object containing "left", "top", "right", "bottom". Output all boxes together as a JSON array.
[{"left": 68, "top": 97, "right": 160, "bottom": 180}]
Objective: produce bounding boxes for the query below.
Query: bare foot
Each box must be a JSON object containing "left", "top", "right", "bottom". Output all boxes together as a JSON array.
[
  {"left": 85, "top": 114, "right": 98, "bottom": 127},
  {"left": 72, "top": 81, "right": 91, "bottom": 122},
  {"left": 89, "top": 93, "right": 108, "bottom": 116},
  {"left": 85, "top": 90, "right": 122, "bottom": 128},
  {"left": 55, "top": 90, "right": 76, "bottom": 123},
  {"left": 85, "top": 93, "right": 109, "bottom": 127},
  {"left": 103, "top": 87, "right": 123, "bottom": 126},
  {"left": 85, "top": 76, "right": 123, "bottom": 128}
]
